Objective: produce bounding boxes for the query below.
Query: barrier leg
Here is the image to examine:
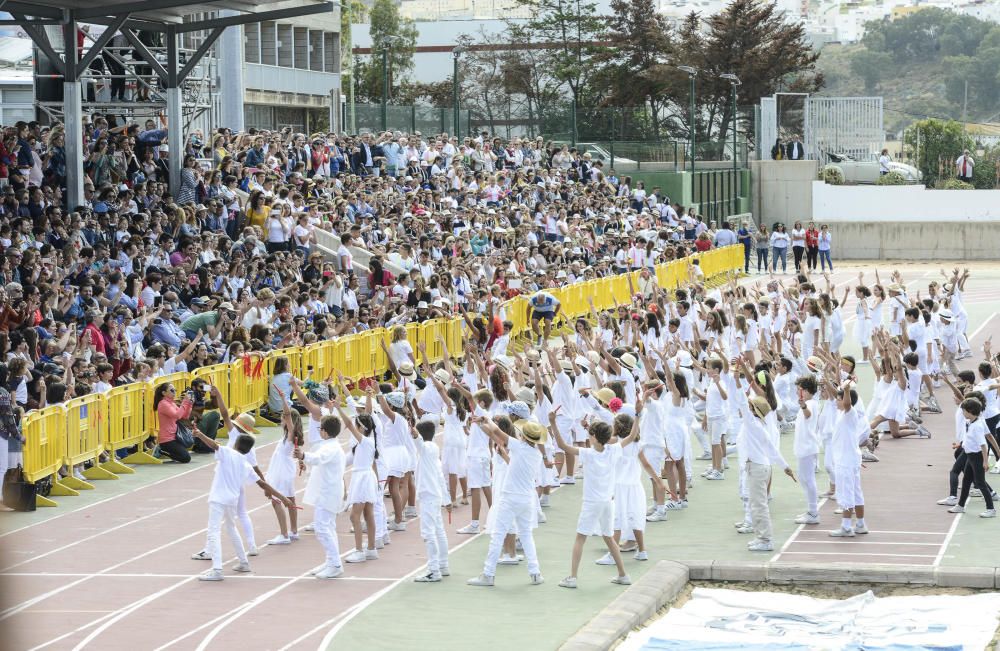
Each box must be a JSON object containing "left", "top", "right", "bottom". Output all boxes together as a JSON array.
[
  {"left": 35, "top": 494, "right": 59, "bottom": 507},
  {"left": 60, "top": 475, "right": 95, "bottom": 491},
  {"left": 50, "top": 478, "right": 82, "bottom": 496},
  {"left": 83, "top": 464, "right": 119, "bottom": 481},
  {"left": 101, "top": 456, "right": 135, "bottom": 474},
  {"left": 122, "top": 448, "right": 163, "bottom": 465}
]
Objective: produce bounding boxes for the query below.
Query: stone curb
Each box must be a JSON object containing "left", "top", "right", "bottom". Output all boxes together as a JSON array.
[
  {"left": 558, "top": 561, "right": 689, "bottom": 651},
  {"left": 560, "top": 560, "right": 1000, "bottom": 651}
]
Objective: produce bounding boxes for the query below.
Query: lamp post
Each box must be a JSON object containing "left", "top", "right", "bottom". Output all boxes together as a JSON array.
[
  {"left": 720, "top": 73, "right": 741, "bottom": 174},
  {"left": 678, "top": 66, "right": 697, "bottom": 173},
  {"left": 452, "top": 46, "right": 465, "bottom": 139},
  {"left": 380, "top": 36, "right": 404, "bottom": 132}
]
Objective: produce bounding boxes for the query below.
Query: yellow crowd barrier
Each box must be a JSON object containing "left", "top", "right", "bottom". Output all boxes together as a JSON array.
[{"left": 17, "top": 246, "right": 741, "bottom": 507}]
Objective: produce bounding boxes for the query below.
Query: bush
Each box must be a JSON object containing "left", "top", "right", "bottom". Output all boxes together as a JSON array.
[
  {"left": 936, "top": 178, "right": 974, "bottom": 190},
  {"left": 821, "top": 166, "right": 844, "bottom": 185},
  {"left": 876, "top": 170, "right": 908, "bottom": 185}
]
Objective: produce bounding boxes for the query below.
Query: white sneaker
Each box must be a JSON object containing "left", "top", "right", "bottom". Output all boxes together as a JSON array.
[
  {"left": 948, "top": 505, "right": 966, "bottom": 513},
  {"left": 199, "top": 568, "right": 224, "bottom": 581},
  {"left": 794, "top": 512, "right": 820, "bottom": 525},
  {"left": 540, "top": 494, "right": 550, "bottom": 508},
  {"left": 634, "top": 551, "right": 649, "bottom": 561},
  {"left": 734, "top": 520, "right": 751, "bottom": 528},
  {"left": 736, "top": 524, "right": 754, "bottom": 534},
  {"left": 530, "top": 573, "right": 544, "bottom": 585},
  {"left": 247, "top": 547, "right": 259, "bottom": 557},
  {"left": 834, "top": 507, "right": 844, "bottom": 515},
  {"left": 700, "top": 469, "right": 712, "bottom": 478},
  {"left": 404, "top": 506, "right": 418, "bottom": 519},
  {"left": 611, "top": 574, "right": 632, "bottom": 585},
  {"left": 457, "top": 523, "right": 480, "bottom": 535},
  {"left": 345, "top": 550, "right": 367, "bottom": 563},
  {"left": 381, "top": 533, "right": 391, "bottom": 546},
  {"left": 498, "top": 554, "right": 520, "bottom": 565},
  {"left": 937, "top": 496, "right": 959, "bottom": 506},
  {"left": 467, "top": 573, "right": 495, "bottom": 587},
  {"left": 705, "top": 470, "right": 725, "bottom": 480},
  {"left": 696, "top": 451, "right": 712, "bottom": 460},
  {"left": 829, "top": 527, "right": 855, "bottom": 537},
  {"left": 191, "top": 550, "right": 211, "bottom": 561},
  {"left": 971, "top": 488, "right": 983, "bottom": 498},
  {"left": 387, "top": 521, "right": 407, "bottom": 531},
  {"left": 980, "top": 509, "right": 996, "bottom": 518},
  {"left": 595, "top": 552, "right": 615, "bottom": 566},
  {"left": 559, "top": 476, "right": 576, "bottom": 485},
  {"left": 414, "top": 571, "right": 442, "bottom": 583},
  {"left": 664, "top": 500, "right": 683, "bottom": 510},
  {"left": 722, "top": 458, "right": 730, "bottom": 469},
  {"left": 267, "top": 535, "right": 291, "bottom": 546},
  {"left": 289, "top": 532, "right": 300, "bottom": 541},
  {"left": 537, "top": 511, "right": 547, "bottom": 523},
  {"left": 990, "top": 463, "right": 1000, "bottom": 475},
  {"left": 233, "top": 561, "right": 252, "bottom": 573},
  {"left": 302, "top": 523, "right": 315, "bottom": 532},
  {"left": 375, "top": 537, "right": 385, "bottom": 549},
  {"left": 558, "top": 576, "right": 578, "bottom": 589},
  {"left": 747, "top": 539, "right": 773, "bottom": 552},
  {"left": 916, "top": 425, "right": 932, "bottom": 439},
  {"left": 365, "top": 548, "right": 379, "bottom": 560},
  {"left": 315, "top": 565, "right": 344, "bottom": 579},
  {"left": 861, "top": 451, "right": 879, "bottom": 462},
  {"left": 439, "top": 566, "right": 450, "bottom": 576},
  {"left": 854, "top": 524, "right": 869, "bottom": 534},
  {"left": 646, "top": 505, "right": 657, "bottom": 516},
  {"left": 646, "top": 510, "right": 667, "bottom": 522}
]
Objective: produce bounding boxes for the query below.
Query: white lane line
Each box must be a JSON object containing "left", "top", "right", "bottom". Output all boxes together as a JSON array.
[
  {"left": 1, "top": 572, "right": 395, "bottom": 581},
  {"left": 768, "top": 497, "right": 827, "bottom": 563},
  {"left": 0, "top": 438, "right": 281, "bottom": 539},
  {"left": 787, "top": 540, "right": 941, "bottom": 547},
  {"left": 779, "top": 551, "right": 937, "bottom": 558},
  {"left": 933, "top": 514, "right": 962, "bottom": 567},
  {"left": 968, "top": 312, "right": 998, "bottom": 345},
  {"left": 795, "top": 530, "right": 946, "bottom": 536}
]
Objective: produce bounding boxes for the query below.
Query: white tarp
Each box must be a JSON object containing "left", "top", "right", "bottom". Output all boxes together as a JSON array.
[{"left": 618, "top": 587, "right": 1000, "bottom": 651}]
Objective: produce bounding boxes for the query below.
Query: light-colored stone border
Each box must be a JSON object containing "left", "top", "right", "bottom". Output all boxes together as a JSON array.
[{"left": 559, "top": 560, "right": 1000, "bottom": 651}]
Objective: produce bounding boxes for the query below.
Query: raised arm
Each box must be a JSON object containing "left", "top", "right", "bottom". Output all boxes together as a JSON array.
[{"left": 547, "top": 408, "right": 578, "bottom": 456}]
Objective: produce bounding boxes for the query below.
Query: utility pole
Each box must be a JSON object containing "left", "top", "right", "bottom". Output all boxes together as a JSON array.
[{"left": 678, "top": 66, "right": 697, "bottom": 173}]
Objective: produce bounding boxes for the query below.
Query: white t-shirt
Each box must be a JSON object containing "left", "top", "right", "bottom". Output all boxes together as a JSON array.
[
  {"left": 502, "top": 438, "right": 542, "bottom": 498},
  {"left": 579, "top": 443, "right": 621, "bottom": 502},
  {"left": 208, "top": 446, "right": 257, "bottom": 506}
]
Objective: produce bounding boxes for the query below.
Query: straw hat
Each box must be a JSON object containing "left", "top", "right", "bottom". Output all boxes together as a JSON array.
[
  {"left": 397, "top": 361, "right": 415, "bottom": 378},
  {"left": 619, "top": 352, "right": 638, "bottom": 370},
  {"left": 518, "top": 420, "right": 548, "bottom": 445},
  {"left": 434, "top": 369, "right": 453, "bottom": 384},
  {"left": 594, "top": 387, "right": 616, "bottom": 406},
  {"left": 938, "top": 309, "right": 953, "bottom": 321},
  {"left": 232, "top": 413, "right": 259, "bottom": 435},
  {"left": 525, "top": 348, "right": 541, "bottom": 363},
  {"left": 806, "top": 356, "right": 825, "bottom": 372},
  {"left": 749, "top": 396, "right": 772, "bottom": 420},
  {"left": 494, "top": 355, "right": 515, "bottom": 372},
  {"left": 514, "top": 387, "right": 537, "bottom": 407}
]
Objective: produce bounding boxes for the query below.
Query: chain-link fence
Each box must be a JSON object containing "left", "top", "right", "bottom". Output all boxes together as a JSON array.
[{"left": 345, "top": 104, "right": 472, "bottom": 137}]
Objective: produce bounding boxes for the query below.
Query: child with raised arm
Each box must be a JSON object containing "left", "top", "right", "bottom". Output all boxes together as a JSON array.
[
  {"left": 467, "top": 413, "right": 546, "bottom": 588},
  {"left": 192, "top": 427, "right": 291, "bottom": 582},
  {"left": 551, "top": 412, "right": 635, "bottom": 589},
  {"left": 792, "top": 375, "right": 821, "bottom": 525},
  {"left": 413, "top": 418, "right": 452, "bottom": 582},
  {"left": 293, "top": 415, "right": 347, "bottom": 579},
  {"left": 263, "top": 389, "right": 304, "bottom": 545},
  {"left": 338, "top": 389, "right": 380, "bottom": 564},
  {"left": 828, "top": 381, "right": 868, "bottom": 537}
]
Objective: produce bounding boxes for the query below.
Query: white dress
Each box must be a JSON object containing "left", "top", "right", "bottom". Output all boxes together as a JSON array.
[
  {"left": 853, "top": 298, "right": 872, "bottom": 348},
  {"left": 377, "top": 414, "right": 412, "bottom": 478},
  {"left": 264, "top": 437, "right": 296, "bottom": 497},
  {"left": 875, "top": 377, "right": 908, "bottom": 423},
  {"left": 613, "top": 443, "right": 646, "bottom": 534},
  {"left": 440, "top": 412, "right": 468, "bottom": 478},
  {"left": 347, "top": 435, "right": 380, "bottom": 505},
  {"left": 662, "top": 400, "right": 689, "bottom": 460}
]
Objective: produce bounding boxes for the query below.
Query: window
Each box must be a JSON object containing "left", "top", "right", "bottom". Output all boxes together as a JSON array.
[
  {"left": 261, "top": 21, "right": 276, "bottom": 65},
  {"left": 245, "top": 24, "right": 260, "bottom": 64}
]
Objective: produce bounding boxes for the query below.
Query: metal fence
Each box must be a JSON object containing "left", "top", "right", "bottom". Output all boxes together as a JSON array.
[
  {"left": 758, "top": 95, "right": 884, "bottom": 163},
  {"left": 346, "top": 104, "right": 472, "bottom": 136},
  {"left": 692, "top": 169, "right": 744, "bottom": 222}
]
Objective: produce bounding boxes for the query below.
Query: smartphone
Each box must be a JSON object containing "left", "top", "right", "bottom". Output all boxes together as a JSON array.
[{"left": 153, "top": 296, "right": 162, "bottom": 308}]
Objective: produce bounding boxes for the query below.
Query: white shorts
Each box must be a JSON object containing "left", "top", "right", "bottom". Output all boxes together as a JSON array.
[
  {"left": 708, "top": 417, "right": 727, "bottom": 445},
  {"left": 916, "top": 353, "right": 930, "bottom": 375},
  {"left": 466, "top": 457, "right": 491, "bottom": 489},
  {"left": 613, "top": 483, "right": 646, "bottom": 534},
  {"left": 577, "top": 500, "right": 614, "bottom": 537},
  {"left": 834, "top": 464, "right": 863, "bottom": 510},
  {"left": 641, "top": 446, "right": 665, "bottom": 476}
]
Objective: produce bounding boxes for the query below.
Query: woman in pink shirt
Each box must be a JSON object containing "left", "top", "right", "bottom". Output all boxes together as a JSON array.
[{"left": 154, "top": 382, "right": 193, "bottom": 463}]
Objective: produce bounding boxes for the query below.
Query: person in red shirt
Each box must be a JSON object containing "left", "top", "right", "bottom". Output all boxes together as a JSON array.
[
  {"left": 694, "top": 232, "right": 712, "bottom": 252},
  {"left": 82, "top": 310, "right": 108, "bottom": 356},
  {"left": 805, "top": 222, "right": 820, "bottom": 271}
]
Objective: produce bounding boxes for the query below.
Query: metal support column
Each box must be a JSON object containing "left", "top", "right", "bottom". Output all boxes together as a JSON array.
[
  {"left": 218, "top": 10, "right": 245, "bottom": 132},
  {"left": 165, "top": 26, "right": 183, "bottom": 193},
  {"left": 62, "top": 15, "right": 85, "bottom": 209}
]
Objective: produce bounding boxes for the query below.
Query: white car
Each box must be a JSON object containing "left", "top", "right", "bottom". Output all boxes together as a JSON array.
[
  {"left": 576, "top": 143, "right": 637, "bottom": 167},
  {"left": 823, "top": 152, "right": 921, "bottom": 184}
]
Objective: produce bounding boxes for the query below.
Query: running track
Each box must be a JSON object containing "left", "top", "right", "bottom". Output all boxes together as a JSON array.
[{"left": 2, "top": 265, "right": 997, "bottom": 651}]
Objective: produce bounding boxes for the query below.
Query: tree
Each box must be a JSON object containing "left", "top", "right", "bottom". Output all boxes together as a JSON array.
[
  {"left": 849, "top": 49, "right": 892, "bottom": 94},
  {"left": 353, "top": 0, "right": 418, "bottom": 104},
  {"left": 508, "top": 0, "right": 606, "bottom": 141},
  {"left": 592, "top": 0, "right": 677, "bottom": 139},
  {"left": 902, "top": 118, "right": 972, "bottom": 187}
]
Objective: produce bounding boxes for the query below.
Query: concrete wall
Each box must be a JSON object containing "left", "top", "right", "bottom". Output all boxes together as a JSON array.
[
  {"left": 750, "top": 160, "right": 818, "bottom": 226},
  {"left": 823, "top": 220, "right": 1000, "bottom": 260},
  {"left": 812, "top": 181, "right": 1000, "bottom": 222}
]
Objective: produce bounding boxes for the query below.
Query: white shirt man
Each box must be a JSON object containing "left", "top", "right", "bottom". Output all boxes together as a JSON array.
[{"left": 956, "top": 151, "right": 974, "bottom": 181}]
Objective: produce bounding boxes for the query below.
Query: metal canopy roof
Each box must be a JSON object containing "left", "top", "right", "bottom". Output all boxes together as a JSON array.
[{"left": 1, "top": 0, "right": 336, "bottom": 31}]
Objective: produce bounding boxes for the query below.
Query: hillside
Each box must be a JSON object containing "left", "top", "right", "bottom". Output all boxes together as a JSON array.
[{"left": 815, "top": 43, "right": 973, "bottom": 136}]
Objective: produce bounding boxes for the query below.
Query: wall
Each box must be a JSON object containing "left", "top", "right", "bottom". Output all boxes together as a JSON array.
[
  {"left": 812, "top": 181, "right": 1000, "bottom": 222},
  {"left": 750, "top": 160, "right": 818, "bottom": 226},
  {"left": 823, "top": 221, "right": 1000, "bottom": 260}
]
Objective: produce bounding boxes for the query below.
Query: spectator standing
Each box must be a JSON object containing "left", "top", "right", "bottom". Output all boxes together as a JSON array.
[
  {"left": 737, "top": 221, "right": 753, "bottom": 274},
  {"left": 818, "top": 224, "right": 833, "bottom": 271},
  {"left": 770, "top": 224, "right": 791, "bottom": 273},
  {"left": 790, "top": 221, "right": 806, "bottom": 272},
  {"left": 878, "top": 149, "right": 891, "bottom": 176},
  {"left": 956, "top": 150, "right": 975, "bottom": 184},
  {"left": 805, "top": 222, "right": 820, "bottom": 271}
]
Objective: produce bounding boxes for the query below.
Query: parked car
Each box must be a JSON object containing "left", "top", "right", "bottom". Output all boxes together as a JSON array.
[
  {"left": 576, "top": 143, "right": 638, "bottom": 167},
  {"left": 822, "top": 151, "right": 922, "bottom": 184}
]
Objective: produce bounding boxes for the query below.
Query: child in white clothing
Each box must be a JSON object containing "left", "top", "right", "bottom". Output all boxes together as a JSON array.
[
  {"left": 192, "top": 427, "right": 290, "bottom": 582},
  {"left": 293, "top": 415, "right": 347, "bottom": 579},
  {"left": 551, "top": 413, "right": 637, "bottom": 588},
  {"left": 413, "top": 419, "right": 452, "bottom": 582}
]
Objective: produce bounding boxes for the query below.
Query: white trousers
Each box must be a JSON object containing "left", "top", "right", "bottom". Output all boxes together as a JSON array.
[
  {"left": 797, "top": 454, "right": 819, "bottom": 514},
  {"left": 419, "top": 500, "right": 449, "bottom": 573},
  {"left": 747, "top": 462, "right": 773, "bottom": 542},
  {"left": 207, "top": 501, "right": 248, "bottom": 571},
  {"left": 484, "top": 496, "right": 539, "bottom": 576},
  {"left": 201, "top": 488, "right": 256, "bottom": 554},
  {"left": 314, "top": 507, "right": 342, "bottom": 568}
]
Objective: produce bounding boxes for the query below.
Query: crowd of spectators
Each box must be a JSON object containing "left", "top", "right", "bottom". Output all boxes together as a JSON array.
[{"left": 0, "top": 116, "right": 743, "bottom": 477}]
